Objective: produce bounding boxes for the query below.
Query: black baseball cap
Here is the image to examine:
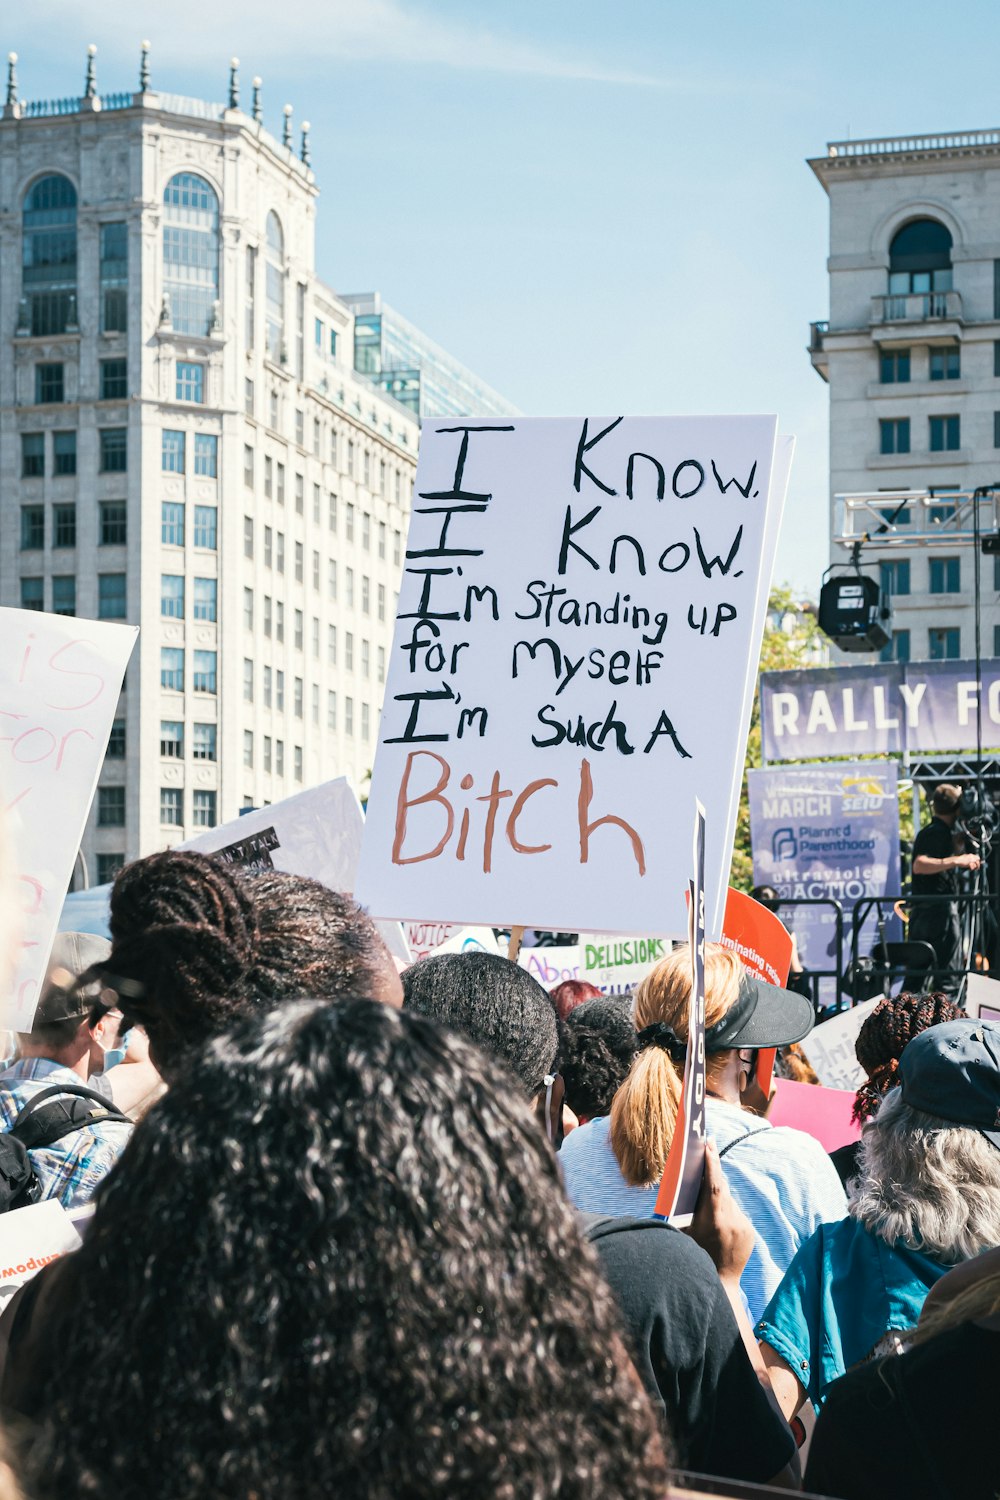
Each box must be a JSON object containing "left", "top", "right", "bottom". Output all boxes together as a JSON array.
[
  {"left": 35, "top": 932, "right": 112, "bottom": 1029},
  {"left": 898, "top": 1019, "right": 1000, "bottom": 1151},
  {"left": 705, "top": 967, "right": 814, "bottom": 1053}
]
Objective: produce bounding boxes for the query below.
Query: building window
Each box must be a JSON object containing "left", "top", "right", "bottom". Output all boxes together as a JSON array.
[
  {"left": 20, "top": 578, "right": 43, "bottom": 612},
  {"left": 346, "top": 503, "right": 355, "bottom": 542},
  {"left": 377, "top": 645, "right": 385, "bottom": 683},
  {"left": 100, "top": 358, "right": 127, "bottom": 400},
  {"left": 192, "top": 723, "right": 217, "bottom": 760},
  {"left": 263, "top": 596, "right": 272, "bottom": 637},
  {"left": 53, "top": 503, "right": 76, "bottom": 547},
  {"left": 995, "top": 624, "right": 1000, "bottom": 656},
  {"left": 929, "top": 347, "right": 960, "bottom": 381},
  {"left": 393, "top": 529, "right": 401, "bottom": 565},
  {"left": 161, "top": 648, "right": 184, "bottom": 691},
  {"left": 97, "top": 786, "right": 126, "bottom": 827},
  {"left": 244, "top": 445, "right": 255, "bottom": 488},
  {"left": 245, "top": 377, "right": 255, "bottom": 417},
  {"left": 361, "top": 639, "right": 370, "bottom": 678},
  {"left": 161, "top": 574, "right": 185, "bottom": 618},
  {"left": 345, "top": 632, "right": 354, "bottom": 671},
  {"left": 275, "top": 741, "right": 285, "bottom": 776},
  {"left": 243, "top": 658, "right": 254, "bottom": 702},
  {"left": 994, "top": 412, "right": 1000, "bottom": 450},
  {"left": 99, "top": 220, "right": 127, "bottom": 333},
  {"left": 163, "top": 173, "right": 219, "bottom": 336},
  {"left": 929, "top": 495, "right": 957, "bottom": 524},
  {"left": 345, "top": 568, "right": 354, "bottom": 608},
  {"left": 378, "top": 521, "right": 386, "bottom": 559},
  {"left": 328, "top": 561, "right": 337, "bottom": 600},
  {"left": 98, "top": 573, "right": 127, "bottom": 620},
  {"left": 345, "top": 697, "right": 354, "bottom": 736},
  {"left": 929, "top": 556, "right": 960, "bottom": 593},
  {"left": 361, "top": 576, "right": 370, "bottom": 615},
  {"left": 362, "top": 702, "right": 370, "bottom": 741},
  {"left": 929, "top": 626, "right": 960, "bottom": 660},
  {"left": 193, "top": 650, "right": 217, "bottom": 693},
  {"left": 162, "top": 429, "right": 186, "bottom": 473},
  {"left": 243, "top": 729, "right": 254, "bottom": 768},
  {"left": 315, "top": 316, "right": 324, "bottom": 350},
  {"left": 269, "top": 390, "right": 279, "bottom": 430},
  {"left": 276, "top": 464, "right": 285, "bottom": 506},
  {"left": 99, "top": 502, "right": 127, "bottom": 545},
  {"left": 265, "top": 212, "right": 284, "bottom": 362},
  {"left": 311, "top": 617, "right": 320, "bottom": 656},
  {"left": 328, "top": 625, "right": 337, "bottom": 664},
  {"left": 995, "top": 342, "right": 1000, "bottom": 379},
  {"left": 294, "top": 745, "right": 303, "bottom": 783},
  {"left": 106, "top": 720, "right": 126, "bottom": 759},
  {"left": 276, "top": 670, "right": 285, "bottom": 711},
  {"left": 193, "top": 578, "right": 217, "bottom": 621},
  {"left": 327, "top": 691, "right": 337, "bottom": 729},
  {"left": 377, "top": 583, "right": 386, "bottom": 622},
  {"left": 264, "top": 527, "right": 273, "bottom": 568},
  {"left": 313, "top": 420, "right": 321, "bottom": 457},
  {"left": 244, "top": 587, "right": 254, "bottom": 629},
  {"left": 160, "top": 720, "right": 184, "bottom": 758},
  {"left": 311, "top": 683, "right": 319, "bottom": 724},
  {"left": 362, "top": 513, "right": 371, "bottom": 551},
  {"left": 888, "top": 219, "right": 953, "bottom": 295},
  {"left": 96, "top": 853, "right": 125, "bottom": 885},
  {"left": 160, "top": 787, "right": 183, "bottom": 827},
  {"left": 879, "top": 558, "right": 910, "bottom": 597},
  {"left": 929, "top": 415, "right": 960, "bottom": 452},
  {"left": 193, "top": 506, "right": 217, "bottom": 549},
  {"left": 51, "top": 575, "right": 75, "bottom": 616},
  {"left": 276, "top": 602, "right": 285, "bottom": 643},
  {"left": 176, "top": 362, "right": 204, "bottom": 403},
  {"left": 53, "top": 431, "right": 77, "bottom": 476},
  {"left": 295, "top": 409, "right": 304, "bottom": 447},
  {"left": 312, "top": 550, "right": 320, "bottom": 590},
  {"left": 263, "top": 665, "right": 273, "bottom": 707},
  {"left": 20, "top": 506, "right": 44, "bottom": 550},
  {"left": 245, "top": 244, "right": 256, "bottom": 350},
  {"left": 263, "top": 736, "right": 272, "bottom": 772},
  {"left": 294, "top": 677, "right": 303, "bottom": 718},
  {"left": 100, "top": 428, "right": 127, "bottom": 473},
  {"left": 879, "top": 418, "right": 910, "bottom": 455},
  {"left": 35, "top": 363, "right": 64, "bottom": 404},
  {"left": 162, "top": 502, "right": 185, "bottom": 547},
  {"left": 194, "top": 434, "right": 218, "bottom": 477},
  {"left": 881, "top": 630, "right": 911, "bottom": 664},
  {"left": 22, "top": 174, "right": 77, "bottom": 336},
  {"left": 295, "top": 474, "right": 304, "bottom": 515},
  {"left": 244, "top": 517, "right": 254, "bottom": 558},
  {"left": 329, "top": 494, "right": 338, "bottom": 532},
  {"left": 295, "top": 542, "right": 304, "bottom": 583},
  {"left": 22, "top": 434, "right": 44, "bottom": 478},
  {"left": 294, "top": 610, "right": 304, "bottom": 650}
]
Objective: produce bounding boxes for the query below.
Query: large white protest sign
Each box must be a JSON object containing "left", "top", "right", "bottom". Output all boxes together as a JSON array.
[
  {"left": 0, "top": 607, "right": 136, "bottom": 1030},
  {"left": 181, "top": 778, "right": 409, "bottom": 963},
  {"left": 798, "top": 998, "right": 880, "bottom": 1091},
  {"left": 358, "top": 416, "right": 786, "bottom": 937},
  {"left": 0, "top": 1199, "right": 82, "bottom": 1306}
]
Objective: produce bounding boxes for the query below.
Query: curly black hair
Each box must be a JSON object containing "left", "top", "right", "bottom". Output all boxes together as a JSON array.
[
  {"left": 19, "top": 999, "right": 669, "bottom": 1500},
  {"left": 559, "top": 996, "right": 638, "bottom": 1119},
  {"left": 91, "top": 851, "right": 400, "bottom": 1077},
  {"left": 402, "top": 951, "right": 558, "bottom": 1096},
  {"left": 853, "top": 989, "right": 962, "bottom": 1122}
]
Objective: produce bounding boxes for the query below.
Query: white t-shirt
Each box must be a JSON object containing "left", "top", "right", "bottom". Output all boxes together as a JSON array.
[{"left": 559, "top": 1098, "right": 847, "bottom": 1322}]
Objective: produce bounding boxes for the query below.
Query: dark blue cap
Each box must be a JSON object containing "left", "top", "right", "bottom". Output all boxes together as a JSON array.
[{"left": 898, "top": 1019, "right": 1000, "bottom": 1150}]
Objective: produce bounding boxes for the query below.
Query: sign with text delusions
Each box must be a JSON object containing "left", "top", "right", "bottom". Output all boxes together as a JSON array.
[
  {"left": 358, "top": 416, "right": 786, "bottom": 936},
  {"left": 0, "top": 607, "right": 137, "bottom": 1030}
]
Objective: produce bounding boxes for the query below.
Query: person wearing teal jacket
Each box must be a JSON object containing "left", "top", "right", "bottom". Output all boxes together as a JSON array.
[{"left": 756, "top": 1019, "right": 1000, "bottom": 1417}]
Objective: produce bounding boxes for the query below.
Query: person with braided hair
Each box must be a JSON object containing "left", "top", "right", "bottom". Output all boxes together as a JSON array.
[
  {"left": 88, "top": 850, "right": 403, "bottom": 1080},
  {"left": 828, "top": 991, "right": 961, "bottom": 1188}
]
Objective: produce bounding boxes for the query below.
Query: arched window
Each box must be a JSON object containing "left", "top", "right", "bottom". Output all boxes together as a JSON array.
[
  {"left": 22, "top": 174, "right": 77, "bottom": 336},
  {"left": 265, "top": 211, "right": 285, "bottom": 362},
  {"left": 163, "top": 173, "right": 220, "bottom": 336},
  {"left": 889, "top": 219, "right": 953, "bottom": 295}
]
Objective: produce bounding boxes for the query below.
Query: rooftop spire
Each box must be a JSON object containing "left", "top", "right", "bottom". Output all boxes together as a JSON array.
[
  {"left": 252, "top": 76, "right": 262, "bottom": 122},
  {"left": 282, "top": 102, "right": 292, "bottom": 148},
  {"left": 300, "top": 120, "right": 311, "bottom": 167},
  {"left": 139, "top": 40, "right": 151, "bottom": 92},
  {"left": 84, "top": 43, "right": 97, "bottom": 100},
  {"left": 228, "top": 56, "right": 239, "bottom": 109},
  {"left": 5, "top": 52, "right": 16, "bottom": 109}
]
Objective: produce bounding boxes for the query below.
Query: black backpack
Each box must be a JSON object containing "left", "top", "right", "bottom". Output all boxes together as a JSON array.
[{"left": 0, "top": 1083, "right": 131, "bottom": 1213}]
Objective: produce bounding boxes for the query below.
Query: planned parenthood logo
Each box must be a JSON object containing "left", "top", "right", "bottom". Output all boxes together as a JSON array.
[{"left": 771, "top": 827, "right": 797, "bottom": 862}]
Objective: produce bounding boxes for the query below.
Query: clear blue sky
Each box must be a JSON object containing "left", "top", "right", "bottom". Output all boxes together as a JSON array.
[{"left": 9, "top": 0, "right": 1000, "bottom": 596}]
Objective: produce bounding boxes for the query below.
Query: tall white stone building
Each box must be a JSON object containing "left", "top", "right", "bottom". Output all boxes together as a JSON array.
[
  {"left": 809, "top": 129, "right": 1000, "bottom": 663},
  {"left": 0, "top": 50, "right": 513, "bottom": 887}
]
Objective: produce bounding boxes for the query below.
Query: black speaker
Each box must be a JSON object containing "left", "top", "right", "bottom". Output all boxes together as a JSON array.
[
  {"left": 818, "top": 574, "right": 890, "bottom": 653},
  {"left": 982, "top": 533, "right": 1000, "bottom": 554}
]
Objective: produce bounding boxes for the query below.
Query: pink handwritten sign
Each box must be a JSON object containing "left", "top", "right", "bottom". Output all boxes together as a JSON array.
[{"left": 0, "top": 608, "right": 137, "bottom": 1030}]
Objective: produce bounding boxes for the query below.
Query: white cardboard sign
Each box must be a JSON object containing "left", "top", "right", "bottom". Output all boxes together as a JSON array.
[
  {"left": 0, "top": 607, "right": 137, "bottom": 1030},
  {"left": 580, "top": 933, "right": 670, "bottom": 995},
  {"left": 964, "top": 973, "right": 1000, "bottom": 1024},
  {"left": 357, "top": 416, "right": 784, "bottom": 938},
  {"left": 0, "top": 1199, "right": 82, "bottom": 1305},
  {"left": 181, "top": 778, "right": 409, "bottom": 964},
  {"left": 798, "top": 999, "right": 881, "bottom": 1091}
]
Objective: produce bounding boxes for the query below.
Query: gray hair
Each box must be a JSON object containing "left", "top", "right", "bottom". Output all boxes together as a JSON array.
[{"left": 849, "top": 1087, "right": 1000, "bottom": 1263}]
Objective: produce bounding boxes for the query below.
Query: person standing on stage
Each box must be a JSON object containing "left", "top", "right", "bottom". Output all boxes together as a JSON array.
[{"left": 909, "top": 783, "right": 981, "bottom": 996}]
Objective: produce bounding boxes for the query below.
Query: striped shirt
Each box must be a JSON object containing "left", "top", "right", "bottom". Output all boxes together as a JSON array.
[{"left": 0, "top": 1058, "right": 131, "bottom": 1209}]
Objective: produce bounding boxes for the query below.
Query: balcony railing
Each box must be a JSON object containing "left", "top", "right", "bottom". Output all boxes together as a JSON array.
[
  {"left": 871, "top": 290, "right": 962, "bottom": 324},
  {"left": 827, "top": 130, "right": 1000, "bottom": 158}
]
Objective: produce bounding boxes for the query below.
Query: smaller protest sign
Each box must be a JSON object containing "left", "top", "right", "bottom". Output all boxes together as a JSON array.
[
  {"left": 579, "top": 934, "right": 670, "bottom": 995},
  {"left": 0, "top": 607, "right": 137, "bottom": 1031},
  {"left": 403, "top": 922, "right": 462, "bottom": 961},
  {"left": 520, "top": 946, "right": 582, "bottom": 988},
  {"left": 965, "top": 973, "right": 1000, "bottom": 1025},
  {"left": 655, "top": 802, "right": 708, "bottom": 1225},
  {"left": 797, "top": 998, "right": 880, "bottom": 1091},
  {"left": 768, "top": 1078, "right": 862, "bottom": 1153},
  {"left": 0, "top": 1199, "right": 82, "bottom": 1306},
  {"left": 181, "top": 778, "right": 409, "bottom": 964},
  {"left": 429, "top": 926, "right": 502, "bottom": 958},
  {"left": 720, "top": 886, "right": 794, "bottom": 1098}
]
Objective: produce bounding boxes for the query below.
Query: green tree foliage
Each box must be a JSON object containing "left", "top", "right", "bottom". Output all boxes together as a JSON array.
[{"left": 729, "top": 589, "right": 823, "bottom": 891}]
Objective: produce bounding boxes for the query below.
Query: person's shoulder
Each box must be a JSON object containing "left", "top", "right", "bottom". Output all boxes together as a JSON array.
[
  {"left": 560, "top": 1115, "right": 610, "bottom": 1159},
  {"left": 755, "top": 1121, "right": 845, "bottom": 1172},
  {"left": 587, "top": 1219, "right": 724, "bottom": 1301}
]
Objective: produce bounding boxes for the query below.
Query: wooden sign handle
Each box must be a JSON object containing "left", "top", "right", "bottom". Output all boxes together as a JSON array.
[{"left": 507, "top": 925, "right": 525, "bottom": 963}]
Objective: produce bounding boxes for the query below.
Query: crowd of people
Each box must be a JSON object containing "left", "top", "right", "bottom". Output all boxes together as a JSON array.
[{"left": 0, "top": 848, "right": 997, "bottom": 1497}]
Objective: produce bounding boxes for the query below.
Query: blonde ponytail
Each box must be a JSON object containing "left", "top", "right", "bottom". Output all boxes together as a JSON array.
[{"left": 609, "top": 943, "right": 743, "bottom": 1187}]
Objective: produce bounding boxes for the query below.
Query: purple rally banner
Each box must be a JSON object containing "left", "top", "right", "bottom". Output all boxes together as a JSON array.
[
  {"left": 761, "top": 659, "right": 1000, "bottom": 763},
  {"left": 748, "top": 762, "right": 901, "bottom": 1005}
]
